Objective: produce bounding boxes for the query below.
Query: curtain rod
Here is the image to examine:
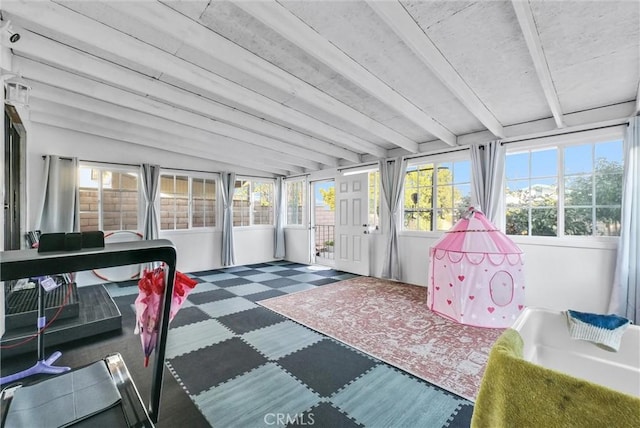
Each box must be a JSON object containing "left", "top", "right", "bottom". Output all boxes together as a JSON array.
[
  {"left": 42, "top": 156, "right": 138, "bottom": 168},
  {"left": 403, "top": 146, "right": 470, "bottom": 161},
  {"left": 43, "top": 156, "right": 276, "bottom": 178},
  {"left": 284, "top": 173, "right": 310, "bottom": 180},
  {"left": 337, "top": 161, "right": 379, "bottom": 172},
  {"left": 500, "top": 122, "right": 628, "bottom": 146}
]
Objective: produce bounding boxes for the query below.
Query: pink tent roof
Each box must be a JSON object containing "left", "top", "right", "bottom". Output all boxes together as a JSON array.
[{"left": 432, "top": 208, "right": 522, "bottom": 255}]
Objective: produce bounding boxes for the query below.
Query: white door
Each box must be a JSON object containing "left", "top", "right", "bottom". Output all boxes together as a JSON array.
[{"left": 335, "top": 173, "right": 370, "bottom": 276}]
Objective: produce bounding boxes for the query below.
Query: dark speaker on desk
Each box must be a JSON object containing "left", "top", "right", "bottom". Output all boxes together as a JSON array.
[
  {"left": 37, "top": 233, "right": 66, "bottom": 252},
  {"left": 65, "top": 233, "right": 83, "bottom": 251},
  {"left": 82, "top": 231, "right": 105, "bottom": 249}
]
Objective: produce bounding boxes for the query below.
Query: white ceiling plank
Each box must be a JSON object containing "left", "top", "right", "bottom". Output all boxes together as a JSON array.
[
  {"left": 511, "top": 0, "right": 565, "bottom": 128},
  {"left": 29, "top": 83, "right": 314, "bottom": 172},
  {"left": 367, "top": 0, "right": 505, "bottom": 138},
  {"left": 234, "top": 0, "right": 457, "bottom": 147},
  {"left": 29, "top": 104, "right": 293, "bottom": 176},
  {"left": 109, "top": 0, "right": 419, "bottom": 153},
  {"left": 9, "top": 50, "right": 357, "bottom": 167},
  {"left": 421, "top": 101, "right": 635, "bottom": 152},
  {"left": 30, "top": 101, "right": 298, "bottom": 175},
  {"left": 3, "top": 1, "right": 383, "bottom": 158},
  {"left": 636, "top": 81, "right": 640, "bottom": 114},
  {"left": 30, "top": 112, "right": 290, "bottom": 177},
  {"left": 10, "top": 48, "right": 349, "bottom": 169}
]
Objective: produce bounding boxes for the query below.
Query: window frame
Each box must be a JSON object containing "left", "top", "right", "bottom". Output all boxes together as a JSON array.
[
  {"left": 159, "top": 170, "right": 219, "bottom": 232},
  {"left": 78, "top": 162, "right": 142, "bottom": 233},
  {"left": 368, "top": 169, "right": 381, "bottom": 233},
  {"left": 233, "top": 177, "right": 276, "bottom": 228},
  {"left": 400, "top": 151, "right": 472, "bottom": 236},
  {"left": 285, "top": 178, "right": 306, "bottom": 228},
  {"left": 504, "top": 126, "right": 624, "bottom": 246}
]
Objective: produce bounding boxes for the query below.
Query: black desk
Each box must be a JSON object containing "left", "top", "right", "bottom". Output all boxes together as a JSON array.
[{"left": 1, "top": 239, "right": 177, "bottom": 424}]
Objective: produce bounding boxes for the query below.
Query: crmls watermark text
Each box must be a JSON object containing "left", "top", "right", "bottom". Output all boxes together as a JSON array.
[{"left": 264, "top": 413, "right": 315, "bottom": 426}]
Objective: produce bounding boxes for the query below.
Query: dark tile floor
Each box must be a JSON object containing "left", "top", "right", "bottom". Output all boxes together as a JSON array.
[{"left": 105, "top": 261, "right": 474, "bottom": 427}]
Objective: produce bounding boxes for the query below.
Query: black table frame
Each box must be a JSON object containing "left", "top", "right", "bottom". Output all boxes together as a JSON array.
[{"left": 0, "top": 239, "right": 177, "bottom": 423}]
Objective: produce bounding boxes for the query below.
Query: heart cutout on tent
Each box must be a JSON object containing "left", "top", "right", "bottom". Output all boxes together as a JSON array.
[
  {"left": 457, "top": 275, "right": 465, "bottom": 281},
  {"left": 447, "top": 299, "right": 452, "bottom": 305},
  {"left": 435, "top": 286, "right": 440, "bottom": 290},
  {"left": 469, "top": 295, "right": 475, "bottom": 300},
  {"left": 487, "top": 307, "right": 495, "bottom": 313}
]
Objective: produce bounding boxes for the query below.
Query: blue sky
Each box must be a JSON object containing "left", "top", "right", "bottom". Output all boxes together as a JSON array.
[
  {"left": 505, "top": 140, "right": 622, "bottom": 189},
  {"left": 312, "top": 141, "right": 622, "bottom": 201}
]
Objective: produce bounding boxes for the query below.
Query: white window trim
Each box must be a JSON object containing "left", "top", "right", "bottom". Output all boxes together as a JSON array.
[
  {"left": 285, "top": 177, "right": 307, "bottom": 228},
  {"left": 234, "top": 176, "right": 276, "bottom": 228},
  {"left": 159, "top": 170, "right": 220, "bottom": 232},
  {"left": 504, "top": 126, "right": 625, "bottom": 240},
  {"left": 402, "top": 151, "right": 472, "bottom": 234},
  {"left": 78, "top": 161, "right": 143, "bottom": 232}
]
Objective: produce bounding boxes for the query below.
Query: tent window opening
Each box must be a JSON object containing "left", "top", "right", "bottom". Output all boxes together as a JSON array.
[
  {"left": 505, "top": 139, "right": 623, "bottom": 237},
  {"left": 78, "top": 165, "right": 140, "bottom": 232},
  {"left": 403, "top": 160, "right": 471, "bottom": 232}
]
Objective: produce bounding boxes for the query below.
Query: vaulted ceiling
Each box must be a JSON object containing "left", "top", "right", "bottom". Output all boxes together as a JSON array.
[{"left": 2, "top": 0, "right": 638, "bottom": 176}]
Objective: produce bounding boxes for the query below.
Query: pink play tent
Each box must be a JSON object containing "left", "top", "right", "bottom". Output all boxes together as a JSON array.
[{"left": 427, "top": 207, "right": 525, "bottom": 328}]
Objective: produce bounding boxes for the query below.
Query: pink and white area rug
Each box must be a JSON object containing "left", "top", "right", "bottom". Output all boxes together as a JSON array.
[{"left": 259, "top": 276, "right": 503, "bottom": 401}]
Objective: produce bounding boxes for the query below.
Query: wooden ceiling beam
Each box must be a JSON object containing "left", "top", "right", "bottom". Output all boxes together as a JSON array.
[
  {"left": 108, "top": 0, "right": 419, "bottom": 153},
  {"left": 511, "top": 0, "right": 565, "bottom": 128},
  {"left": 3, "top": 1, "right": 378, "bottom": 160},
  {"left": 29, "top": 83, "right": 314, "bottom": 172},
  {"left": 368, "top": 0, "right": 505, "bottom": 138},
  {"left": 11, "top": 52, "right": 340, "bottom": 170},
  {"left": 29, "top": 103, "right": 294, "bottom": 176},
  {"left": 234, "top": 0, "right": 457, "bottom": 147}
]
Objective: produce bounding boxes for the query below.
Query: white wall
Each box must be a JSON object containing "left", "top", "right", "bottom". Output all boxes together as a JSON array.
[
  {"left": 25, "top": 123, "right": 277, "bottom": 278},
  {"left": 374, "top": 234, "right": 617, "bottom": 314},
  {"left": 304, "top": 166, "right": 618, "bottom": 314},
  {"left": 284, "top": 227, "right": 310, "bottom": 264},
  {"left": 23, "top": 122, "right": 619, "bottom": 313}
]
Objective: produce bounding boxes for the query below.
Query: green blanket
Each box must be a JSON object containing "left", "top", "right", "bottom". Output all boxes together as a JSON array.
[{"left": 471, "top": 329, "right": 640, "bottom": 428}]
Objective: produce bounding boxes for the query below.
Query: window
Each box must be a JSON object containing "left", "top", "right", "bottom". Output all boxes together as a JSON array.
[
  {"left": 368, "top": 170, "right": 381, "bottom": 230},
  {"left": 505, "top": 148, "right": 558, "bottom": 236},
  {"left": 79, "top": 165, "right": 139, "bottom": 232},
  {"left": 286, "top": 179, "right": 305, "bottom": 225},
  {"left": 505, "top": 139, "right": 623, "bottom": 237},
  {"left": 160, "top": 174, "right": 216, "bottom": 230},
  {"left": 403, "top": 159, "right": 471, "bottom": 232},
  {"left": 233, "top": 179, "right": 274, "bottom": 226},
  {"left": 192, "top": 178, "right": 217, "bottom": 228}
]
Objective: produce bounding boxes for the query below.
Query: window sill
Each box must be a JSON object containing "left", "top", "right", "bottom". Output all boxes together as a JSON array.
[
  {"left": 509, "top": 235, "right": 618, "bottom": 250},
  {"left": 160, "top": 228, "right": 219, "bottom": 235},
  {"left": 233, "top": 225, "right": 275, "bottom": 231},
  {"left": 397, "top": 230, "right": 618, "bottom": 250},
  {"left": 398, "top": 230, "right": 444, "bottom": 239}
]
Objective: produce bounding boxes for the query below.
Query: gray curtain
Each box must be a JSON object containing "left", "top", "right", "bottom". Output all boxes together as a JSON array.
[
  {"left": 36, "top": 155, "right": 80, "bottom": 233},
  {"left": 379, "top": 157, "right": 408, "bottom": 280},
  {"left": 470, "top": 140, "right": 505, "bottom": 228},
  {"left": 609, "top": 117, "right": 640, "bottom": 323},
  {"left": 274, "top": 177, "right": 286, "bottom": 259},
  {"left": 141, "top": 164, "right": 160, "bottom": 240},
  {"left": 221, "top": 172, "right": 236, "bottom": 266}
]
